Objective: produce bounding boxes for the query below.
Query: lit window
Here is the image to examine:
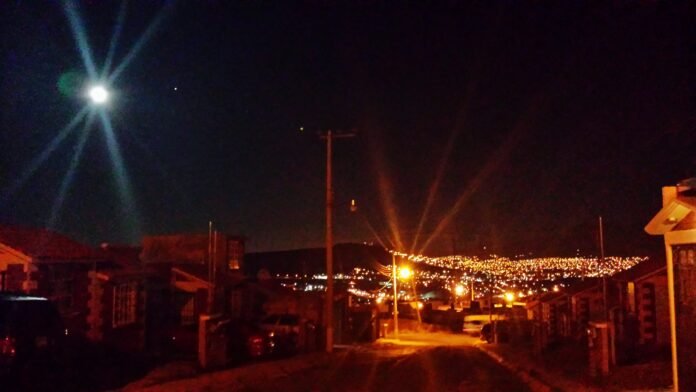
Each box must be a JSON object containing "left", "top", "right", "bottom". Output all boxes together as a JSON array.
[
  {"left": 113, "top": 282, "right": 137, "bottom": 328},
  {"left": 228, "top": 239, "right": 243, "bottom": 270}
]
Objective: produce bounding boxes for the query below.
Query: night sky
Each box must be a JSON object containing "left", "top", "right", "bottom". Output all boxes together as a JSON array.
[{"left": 1, "top": 1, "right": 693, "bottom": 257}]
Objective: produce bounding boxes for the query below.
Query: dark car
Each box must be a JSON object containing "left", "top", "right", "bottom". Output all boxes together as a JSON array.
[
  {"left": 227, "top": 319, "right": 267, "bottom": 362},
  {"left": 259, "top": 314, "right": 300, "bottom": 356},
  {"left": 480, "top": 323, "right": 493, "bottom": 343},
  {"left": 0, "top": 293, "right": 66, "bottom": 373}
]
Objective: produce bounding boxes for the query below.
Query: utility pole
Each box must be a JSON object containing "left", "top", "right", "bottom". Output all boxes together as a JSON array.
[
  {"left": 599, "top": 216, "right": 607, "bottom": 320},
  {"left": 320, "top": 129, "right": 355, "bottom": 353},
  {"left": 207, "top": 221, "right": 213, "bottom": 313},
  {"left": 471, "top": 279, "right": 475, "bottom": 302},
  {"left": 392, "top": 253, "right": 399, "bottom": 340}
]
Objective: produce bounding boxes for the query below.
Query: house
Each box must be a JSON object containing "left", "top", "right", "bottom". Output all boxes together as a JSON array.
[
  {"left": 0, "top": 225, "right": 104, "bottom": 335},
  {"left": 611, "top": 258, "right": 669, "bottom": 350},
  {"left": 526, "top": 290, "right": 569, "bottom": 348},
  {"left": 91, "top": 243, "right": 169, "bottom": 352},
  {"left": 567, "top": 278, "right": 605, "bottom": 339},
  {"left": 644, "top": 181, "right": 696, "bottom": 391},
  {"left": 139, "top": 233, "right": 246, "bottom": 354},
  {"left": 0, "top": 226, "right": 151, "bottom": 352}
]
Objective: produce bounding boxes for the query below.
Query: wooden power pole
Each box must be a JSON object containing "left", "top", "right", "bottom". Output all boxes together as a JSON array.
[{"left": 320, "top": 129, "right": 355, "bottom": 353}]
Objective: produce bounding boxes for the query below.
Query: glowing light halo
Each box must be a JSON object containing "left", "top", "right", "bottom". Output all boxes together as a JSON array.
[
  {"left": 52, "top": 0, "right": 171, "bottom": 242},
  {"left": 108, "top": 2, "right": 173, "bottom": 84},
  {"left": 398, "top": 266, "right": 412, "bottom": 280},
  {"left": 88, "top": 85, "right": 109, "bottom": 104},
  {"left": 101, "top": 0, "right": 128, "bottom": 79},
  {"left": 418, "top": 116, "right": 529, "bottom": 255},
  {"left": 63, "top": 0, "right": 98, "bottom": 80},
  {"left": 98, "top": 110, "right": 142, "bottom": 242},
  {"left": 0, "top": 107, "right": 90, "bottom": 204},
  {"left": 47, "top": 112, "right": 97, "bottom": 229}
]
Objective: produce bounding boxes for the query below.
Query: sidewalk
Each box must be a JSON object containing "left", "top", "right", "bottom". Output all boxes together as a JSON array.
[{"left": 476, "top": 342, "right": 672, "bottom": 392}]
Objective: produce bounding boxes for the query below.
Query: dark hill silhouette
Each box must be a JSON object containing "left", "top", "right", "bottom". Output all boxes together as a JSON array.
[{"left": 244, "top": 243, "right": 393, "bottom": 277}]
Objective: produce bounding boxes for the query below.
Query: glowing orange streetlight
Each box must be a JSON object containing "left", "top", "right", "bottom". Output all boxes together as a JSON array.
[
  {"left": 504, "top": 292, "right": 515, "bottom": 303},
  {"left": 398, "top": 266, "right": 412, "bottom": 280}
]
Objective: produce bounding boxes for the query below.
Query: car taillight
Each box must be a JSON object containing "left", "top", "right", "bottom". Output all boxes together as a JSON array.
[{"left": 0, "top": 337, "right": 16, "bottom": 357}]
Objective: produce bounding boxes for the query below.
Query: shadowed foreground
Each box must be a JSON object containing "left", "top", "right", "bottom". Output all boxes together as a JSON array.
[
  {"left": 247, "top": 345, "right": 531, "bottom": 392},
  {"left": 135, "top": 333, "right": 530, "bottom": 392}
]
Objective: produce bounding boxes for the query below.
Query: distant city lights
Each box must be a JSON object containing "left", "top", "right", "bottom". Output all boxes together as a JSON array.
[{"left": 273, "top": 251, "right": 648, "bottom": 305}]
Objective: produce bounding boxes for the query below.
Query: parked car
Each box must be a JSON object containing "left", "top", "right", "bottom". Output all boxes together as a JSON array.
[
  {"left": 227, "top": 319, "right": 267, "bottom": 362},
  {"left": 462, "top": 313, "right": 505, "bottom": 335},
  {"left": 0, "top": 293, "right": 66, "bottom": 374},
  {"left": 479, "top": 321, "right": 512, "bottom": 343},
  {"left": 480, "top": 323, "right": 493, "bottom": 342},
  {"left": 258, "top": 314, "right": 300, "bottom": 356}
]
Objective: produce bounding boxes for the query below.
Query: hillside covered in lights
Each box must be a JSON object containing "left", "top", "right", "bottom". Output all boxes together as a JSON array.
[{"left": 247, "top": 244, "right": 647, "bottom": 283}]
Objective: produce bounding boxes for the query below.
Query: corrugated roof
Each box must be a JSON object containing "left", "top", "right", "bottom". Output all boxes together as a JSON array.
[{"left": 0, "top": 225, "right": 99, "bottom": 260}]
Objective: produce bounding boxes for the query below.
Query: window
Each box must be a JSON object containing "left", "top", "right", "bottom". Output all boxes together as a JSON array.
[
  {"left": 49, "top": 267, "right": 74, "bottom": 313},
  {"left": 113, "top": 282, "right": 137, "bottom": 328},
  {"left": 627, "top": 282, "right": 636, "bottom": 313}
]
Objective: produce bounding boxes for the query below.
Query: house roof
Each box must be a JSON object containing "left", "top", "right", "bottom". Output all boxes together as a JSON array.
[
  {"left": 172, "top": 263, "right": 243, "bottom": 286},
  {"left": 645, "top": 197, "right": 696, "bottom": 235},
  {"left": 526, "top": 290, "right": 566, "bottom": 308},
  {"left": 0, "top": 225, "right": 100, "bottom": 261},
  {"left": 611, "top": 257, "right": 665, "bottom": 282},
  {"left": 565, "top": 278, "right": 602, "bottom": 296},
  {"left": 99, "top": 243, "right": 143, "bottom": 268},
  {"left": 173, "top": 263, "right": 210, "bottom": 283}
]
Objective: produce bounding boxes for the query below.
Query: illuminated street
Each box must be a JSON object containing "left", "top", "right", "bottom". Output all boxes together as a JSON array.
[{"left": 132, "top": 332, "right": 530, "bottom": 392}]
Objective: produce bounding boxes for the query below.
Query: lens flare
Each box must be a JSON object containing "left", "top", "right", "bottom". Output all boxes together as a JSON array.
[
  {"left": 108, "top": 2, "right": 173, "bottom": 83},
  {"left": 370, "top": 134, "right": 404, "bottom": 251},
  {"left": 1, "top": 107, "right": 89, "bottom": 204},
  {"left": 411, "top": 81, "right": 477, "bottom": 254},
  {"left": 101, "top": 0, "right": 128, "bottom": 79},
  {"left": 98, "top": 111, "right": 142, "bottom": 242},
  {"left": 88, "top": 85, "right": 109, "bottom": 104},
  {"left": 63, "top": 0, "right": 98, "bottom": 80},
  {"left": 418, "top": 101, "right": 540, "bottom": 255},
  {"left": 47, "top": 111, "right": 96, "bottom": 229}
]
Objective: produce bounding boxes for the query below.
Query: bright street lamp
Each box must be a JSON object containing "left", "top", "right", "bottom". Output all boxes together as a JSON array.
[
  {"left": 455, "top": 284, "right": 465, "bottom": 297},
  {"left": 398, "top": 266, "right": 412, "bottom": 280},
  {"left": 87, "top": 85, "right": 109, "bottom": 105}
]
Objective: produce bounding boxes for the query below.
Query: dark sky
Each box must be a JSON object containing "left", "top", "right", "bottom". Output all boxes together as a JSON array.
[{"left": 1, "top": 1, "right": 693, "bottom": 257}]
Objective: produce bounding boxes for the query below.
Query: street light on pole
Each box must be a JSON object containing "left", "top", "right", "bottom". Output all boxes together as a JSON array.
[
  {"left": 391, "top": 254, "right": 414, "bottom": 340},
  {"left": 392, "top": 252, "right": 399, "bottom": 340}
]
